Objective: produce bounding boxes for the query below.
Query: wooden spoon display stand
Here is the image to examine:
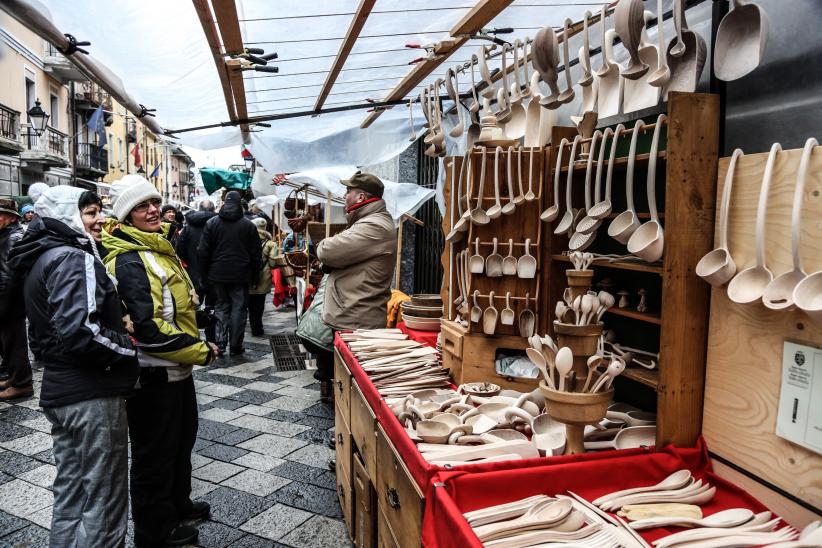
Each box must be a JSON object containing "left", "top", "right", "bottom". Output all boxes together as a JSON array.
[{"left": 459, "top": 146, "right": 545, "bottom": 337}]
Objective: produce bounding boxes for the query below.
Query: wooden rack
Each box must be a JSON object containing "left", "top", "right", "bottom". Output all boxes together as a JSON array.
[{"left": 540, "top": 92, "right": 720, "bottom": 448}]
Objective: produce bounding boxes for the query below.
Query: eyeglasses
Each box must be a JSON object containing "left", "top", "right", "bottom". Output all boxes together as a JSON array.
[{"left": 132, "top": 198, "right": 162, "bottom": 213}]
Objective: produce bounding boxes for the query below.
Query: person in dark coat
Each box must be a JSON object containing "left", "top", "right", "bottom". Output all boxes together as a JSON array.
[
  {"left": 0, "top": 198, "right": 33, "bottom": 400},
  {"left": 8, "top": 185, "right": 139, "bottom": 546},
  {"left": 197, "top": 191, "right": 261, "bottom": 355},
  {"left": 161, "top": 204, "right": 182, "bottom": 246},
  {"left": 78, "top": 190, "right": 107, "bottom": 259},
  {"left": 176, "top": 201, "right": 217, "bottom": 342}
]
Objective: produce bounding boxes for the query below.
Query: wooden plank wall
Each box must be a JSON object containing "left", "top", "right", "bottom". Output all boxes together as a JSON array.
[{"left": 703, "top": 145, "right": 822, "bottom": 519}]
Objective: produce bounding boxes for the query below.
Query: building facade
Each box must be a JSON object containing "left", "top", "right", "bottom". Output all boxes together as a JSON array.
[{"left": 0, "top": 13, "right": 190, "bottom": 204}]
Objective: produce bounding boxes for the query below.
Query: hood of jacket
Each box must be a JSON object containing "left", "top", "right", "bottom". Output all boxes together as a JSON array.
[
  {"left": 102, "top": 222, "right": 177, "bottom": 263},
  {"left": 219, "top": 193, "right": 244, "bottom": 221},
  {"left": 185, "top": 210, "right": 216, "bottom": 227},
  {"left": 9, "top": 217, "right": 95, "bottom": 276}
]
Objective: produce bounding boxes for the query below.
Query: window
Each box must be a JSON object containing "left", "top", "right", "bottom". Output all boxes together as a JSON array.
[
  {"left": 49, "top": 93, "right": 58, "bottom": 128},
  {"left": 25, "top": 77, "right": 35, "bottom": 111}
]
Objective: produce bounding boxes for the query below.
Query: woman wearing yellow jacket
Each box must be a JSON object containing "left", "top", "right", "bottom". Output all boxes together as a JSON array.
[{"left": 103, "top": 175, "right": 217, "bottom": 547}]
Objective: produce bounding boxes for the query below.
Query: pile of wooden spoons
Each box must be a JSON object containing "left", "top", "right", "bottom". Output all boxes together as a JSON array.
[
  {"left": 555, "top": 290, "right": 615, "bottom": 327},
  {"left": 594, "top": 470, "right": 717, "bottom": 512}
]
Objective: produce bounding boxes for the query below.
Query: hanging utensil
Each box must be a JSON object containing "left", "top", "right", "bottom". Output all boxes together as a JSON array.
[
  {"left": 407, "top": 99, "right": 417, "bottom": 142},
  {"left": 446, "top": 68, "right": 465, "bottom": 138},
  {"left": 696, "top": 148, "right": 743, "bottom": 286},
  {"left": 519, "top": 293, "right": 536, "bottom": 338},
  {"left": 445, "top": 154, "right": 467, "bottom": 242},
  {"left": 469, "top": 147, "right": 490, "bottom": 225},
  {"left": 575, "top": 126, "right": 615, "bottom": 236},
  {"left": 501, "top": 292, "right": 515, "bottom": 326},
  {"left": 608, "top": 119, "right": 646, "bottom": 244},
  {"left": 541, "top": 137, "right": 568, "bottom": 222},
  {"left": 469, "top": 237, "right": 485, "bottom": 274},
  {"left": 569, "top": 130, "right": 603, "bottom": 252},
  {"left": 713, "top": 0, "right": 769, "bottom": 82},
  {"left": 471, "top": 290, "right": 483, "bottom": 324},
  {"left": 665, "top": 0, "right": 707, "bottom": 99},
  {"left": 502, "top": 239, "right": 517, "bottom": 276},
  {"left": 762, "top": 137, "right": 819, "bottom": 310},
  {"left": 557, "top": 18, "right": 576, "bottom": 104},
  {"left": 451, "top": 152, "right": 472, "bottom": 235},
  {"left": 598, "top": 29, "right": 624, "bottom": 119},
  {"left": 554, "top": 135, "right": 581, "bottom": 235},
  {"left": 727, "top": 142, "right": 781, "bottom": 304},
  {"left": 495, "top": 43, "right": 513, "bottom": 124},
  {"left": 648, "top": 0, "right": 671, "bottom": 88},
  {"left": 525, "top": 145, "right": 537, "bottom": 201},
  {"left": 578, "top": 11, "right": 594, "bottom": 87},
  {"left": 483, "top": 292, "right": 498, "bottom": 335},
  {"left": 478, "top": 45, "right": 496, "bottom": 99},
  {"left": 616, "top": 0, "right": 650, "bottom": 79},
  {"left": 505, "top": 40, "right": 527, "bottom": 139},
  {"left": 502, "top": 146, "right": 516, "bottom": 215},
  {"left": 487, "top": 146, "right": 504, "bottom": 219},
  {"left": 525, "top": 72, "right": 555, "bottom": 148},
  {"left": 533, "top": 25, "right": 562, "bottom": 109},
  {"left": 514, "top": 146, "right": 526, "bottom": 205},
  {"left": 486, "top": 237, "right": 504, "bottom": 278},
  {"left": 517, "top": 238, "right": 537, "bottom": 279},
  {"left": 622, "top": 11, "right": 662, "bottom": 114},
  {"left": 628, "top": 114, "right": 668, "bottom": 262},
  {"left": 467, "top": 55, "right": 482, "bottom": 146}
]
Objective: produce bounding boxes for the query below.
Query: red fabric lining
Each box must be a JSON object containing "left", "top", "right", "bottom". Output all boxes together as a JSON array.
[
  {"left": 334, "top": 334, "right": 650, "bottom": 495},
  {"left": 397, "top": 322, "right": 440, "bottom": 348},
  {"left": 422, "top": 439, "right": 785, "bottom": 548}
]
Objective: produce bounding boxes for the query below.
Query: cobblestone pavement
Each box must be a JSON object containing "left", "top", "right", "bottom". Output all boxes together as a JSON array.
[{"left": 0, "top": 303, "right": 351, "bottom": 548}]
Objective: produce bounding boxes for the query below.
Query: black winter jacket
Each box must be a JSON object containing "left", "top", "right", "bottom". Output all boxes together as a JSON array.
[
  {"left": 0, "top": 221, "right": 25, "bottom": 319},
  {"left": 197, "top": 195, "right": 262, "bottom": 284},
  {"left": 8, "top": 218, "right": 139, "bottom": 407},
  {"left": 176, "top": 210, "right": 216, "bottom": 293}
]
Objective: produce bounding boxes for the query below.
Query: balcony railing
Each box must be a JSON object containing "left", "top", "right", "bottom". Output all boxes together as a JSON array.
[
  {"left": 75, "top": 81, "right": 112, "bottom": 110},
  {"left": 76, "top": 142, "right": 108, "bottom": 174},
  {"left": 22, "top": 124, "right": 69, "bottom": 158},
  {"left": 126, "top": 117, "right": 137, "bottom": 142},
  {"left": 0, "top": 104, "right": 21, "bottom": 145}
]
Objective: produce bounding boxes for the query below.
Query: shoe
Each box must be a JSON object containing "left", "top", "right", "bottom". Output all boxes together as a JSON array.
[
  {"left": 251, "top": 330, "right": 264, "bottom": 337},
  {"left": 0, "top": 385, "right": 33, "bottom": 401},
  {"left": 183, "top": 500, "right": 210, "bottom": 520},
  {"left": 229, "top": 347, "right": 245, "bottom": 356},
  {"left": 164, "top": 524, "right": 199, "bottom": 546}
]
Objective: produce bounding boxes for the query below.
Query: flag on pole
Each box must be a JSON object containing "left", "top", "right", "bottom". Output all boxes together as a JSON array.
[
  {"left": 131, "top": 143, "right": 142, "bottom": 168},
  {"left": 150, "top": 163, "right": 161, "bottom": 178},
  {"left": 87, "top": 105, "right": 107, "bottom": 146}
]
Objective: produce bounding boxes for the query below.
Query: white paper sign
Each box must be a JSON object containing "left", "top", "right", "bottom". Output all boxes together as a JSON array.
[{"left": 776, "top": 340, "right": 822, "bottom": 455}]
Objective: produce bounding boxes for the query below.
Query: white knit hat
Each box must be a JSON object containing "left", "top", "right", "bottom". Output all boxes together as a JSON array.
[
  {"left": 110, "top": 174, "right": 162, "bottom": 221},
  {"left": 34, "top": 185, "right": 86, "bottom": 236}
]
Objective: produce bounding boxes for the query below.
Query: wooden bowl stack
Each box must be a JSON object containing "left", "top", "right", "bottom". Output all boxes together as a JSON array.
[{"left": 401, "top": 294, "right": 444, "bottom": 331}]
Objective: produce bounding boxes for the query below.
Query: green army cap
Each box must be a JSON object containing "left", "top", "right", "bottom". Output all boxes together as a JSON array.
[{"left": 341, "top": 171, "right": 384, "bottom": 198}]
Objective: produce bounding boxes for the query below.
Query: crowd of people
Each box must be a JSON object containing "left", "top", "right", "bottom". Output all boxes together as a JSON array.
[{"left": 0, "top": 169, "right": 398, "bottom": 547}]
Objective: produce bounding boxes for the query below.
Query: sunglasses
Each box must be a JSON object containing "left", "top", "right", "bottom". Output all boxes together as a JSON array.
[{"left": 132, "top": 198, "right": 162, "bottom": 213}]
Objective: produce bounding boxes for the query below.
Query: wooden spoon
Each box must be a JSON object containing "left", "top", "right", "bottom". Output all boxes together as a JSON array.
[
  {"left": 628, "top": 508, "right": 754, "bottom": 531},
  {"left": 594, "top": 470, "right": 693, "bottom": 505},
  {"left": 446, "top": 68, "right": 464, "bottom": 138},
  {"left": 555, "top": 347, "right": 573, "bottom": 392},
  {"left": 608, "top": 119, "right": 646, "bottom": 244},
  {"left": 554, "top": 135, "right": 581, "bottom": 235},
  {"left": 524, "top": 146, "right": 537, "bottom": 201},
  {"left": 526, "top": 347, "right": 555, "bottom": 389},
  {"left": 469, "top": 237, "right": 485, "bottom": 274},
  {"left": 502, "top": 146, "right": 517, "bottom": 215},
  {"left": 473, "top": 498, "right": 574, "bottom": 542},
  {"left": 469, "top": 147, "right": 490, "bottom": 225},
  {"left": 501, "top": 292, "right": 516, "bottom": 326},
  {"left": 628, "top": 113, "right": 668, "bottom": 262},
  {"left": 486, "top": 237, "right": 504, "bottom": 277},
  {"left": 471, "top": 290, "right": 483, "bottom": 323},
  {"left": 557, "top": 18, "right": 576, "bottom": 104},
  {"left": 482, "top": 291, "right": 498, "bottom": 335},
  {"left": 517, "top": 238, "right": 537, "bottom": 279},
  {"left": 578, "top": 11, "right": 594, "bottom": 86},
  {"left": 616, "top": 0, "right": 650, "bottom": 79},
  {"left": 648, "top": 0, "right": 671, "bottom": 87},
  {"left": 518, "top": 292, "right": 535, "bottom": 337},
  {"left": 502, "top": 238, "right": 518, "bottom": 275},
  {"left": 713, "top": 0, "right": 769, "bottom": 82}
]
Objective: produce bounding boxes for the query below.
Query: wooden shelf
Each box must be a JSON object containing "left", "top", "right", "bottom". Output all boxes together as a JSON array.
[
  {"left": 552, "top": 254, "right": 663, "bottom": 275},
  {"left": 622, "top": 367, "right": 659, "bottom": 389},
  {"left": 605, "top": 307, "right": 662, "bottom": 325},
  {"left": 559, "top": 151, "right": 667, "bottom": 172}
]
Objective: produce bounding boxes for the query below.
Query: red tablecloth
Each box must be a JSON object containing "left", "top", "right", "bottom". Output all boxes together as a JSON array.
[
  {"left": 422, "top": 438, "right": 786, "bottom": 548},
  {"left": 397, "top": 321, "right": 440, "bottom": 348},
  {"left": 334, "top": 334, "right": 651, "bottom": 500}
]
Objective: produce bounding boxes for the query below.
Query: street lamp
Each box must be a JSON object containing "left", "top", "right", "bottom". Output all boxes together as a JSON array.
[{"left": 27, "top": 99, "right": 49, "bottom": 136}]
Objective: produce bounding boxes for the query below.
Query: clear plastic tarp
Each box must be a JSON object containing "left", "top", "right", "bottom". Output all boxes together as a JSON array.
[{"left": 20, "top": 1, "right": 710, "bottom": 206}]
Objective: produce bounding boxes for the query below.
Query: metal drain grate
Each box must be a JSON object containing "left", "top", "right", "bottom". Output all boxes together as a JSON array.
[
  {"left": 274, "top": 355, "right": 306, "bottom": 372},
  {"left": 269, "top": 334, "right": 300, "bottom": 347}
]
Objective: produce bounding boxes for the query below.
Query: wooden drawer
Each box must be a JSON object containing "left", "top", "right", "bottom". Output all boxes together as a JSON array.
[
  {"left": 335, "top": 401, "right": 353, "bottom": 489},
  {"left": 376, "top": 424, "right": 424, "bottom": 548},
  {"left": 351, "top": 382, "right": 377, "bottom": 478},
  {"left": 353, "top": 453, "right": 376, "bottom": 548},
  {"left": 440, "top": 319, "right": 465, "bottom": 359},
  {"left": 334, "top": 348, "right": 352, "bottom": 426},
  {"left": 337, "top": 461, "right": 354, "bottom": 540},
  {"left": 377, "top": 505, "right": 400, "bottom": 548},
  {"left": 442, "top": 346, "right": 463, "bottom": 385},
  {"left": 459, "top": 331, "right": 539, "bottom": 392}
]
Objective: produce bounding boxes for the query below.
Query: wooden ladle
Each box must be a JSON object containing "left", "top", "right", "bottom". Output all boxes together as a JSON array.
[
  {"left": 554, "top": 135, "right": 581, "bottom": 236},
  {"left": 628, "top": 113, "right": 668, "bottom": 262},
  {"left": 575, "top": 125, "right": 619, "bottom": 233},
  {"left": 727, "top": 142, "right": 781, "bottom": 304},
  {"left": 557, "top": 19, "right": 576, "bottom": 104},
  {"left": 648, "top": 0, "right": 671, "bottom": 88},
  {"left": 763, "top": 138, "right": 818, "bottom": 310},
  {"left": 502, "top": 146, "right": 516, "bottom": 215},
  {"left": 696, "top": 148, "right": 743, "bottom": 286},
  {"left": 469, "top": 147, "right": 490, "bottom": 225},
  {"left": 541, "top": 137, "right": 568, "bottom": 222},
  {"left": 608, "top": 119, "right": 646, "bottom": 244},
  {"left": 616, "top": 0, "right": 650, "bottom": 80},
  {"left": 569, "top": 129, "right": 603, "bottom": 252},
  {"left": 486, "top": 146, "right": 503, "bottom": 219}
]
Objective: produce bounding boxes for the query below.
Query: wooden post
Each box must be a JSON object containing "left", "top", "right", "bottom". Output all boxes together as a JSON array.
[
  {"left": 325, "top": 191, "right": 331, "bottom": 239},
  {"left": 395, "top": 218, "right": 404, "bottom": 290}
]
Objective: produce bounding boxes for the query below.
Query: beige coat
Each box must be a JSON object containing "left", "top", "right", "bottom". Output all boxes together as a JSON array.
[
  {"left": 317, "top": 200, "right": 397, "bottom": 330},
  {"left": 249, "top": 230, "right": 279, "bottom": 295}
]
